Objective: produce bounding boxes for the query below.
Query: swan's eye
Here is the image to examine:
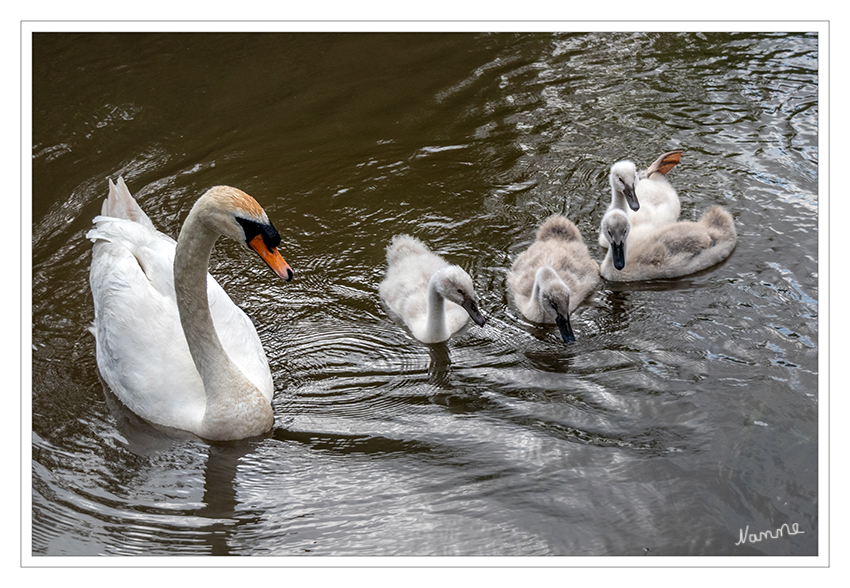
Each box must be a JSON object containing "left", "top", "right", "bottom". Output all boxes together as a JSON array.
[
  {"left": 236, "top": 216, "right": 281, "bottom": 250},
  {"left": 457, "top": 288, "right": 464, "bottom": 295}
]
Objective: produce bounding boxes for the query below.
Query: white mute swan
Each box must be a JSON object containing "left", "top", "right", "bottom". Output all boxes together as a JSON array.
[
  {"left": 88, "top": 178, "right": 293, "bottom": 441},
  {"left": 600, "top": 205, "right": 737, "bottom": 281},
  {"left": 508, "top": 215, "right": 599, "bottom": 344},
  {"left": 379, "top": 235, "right": 486, "bottom": 344},
  {"left": 598, "top": 150, "right": 682, "bottom": 247}
]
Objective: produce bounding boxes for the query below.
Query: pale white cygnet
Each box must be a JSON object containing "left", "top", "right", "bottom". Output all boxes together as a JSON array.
[
  {"left": 599, "top": 150, "right": 682, "bottom": 247},
  {"left": 379, "top": 234, "right": 486, "bottom": 344}
]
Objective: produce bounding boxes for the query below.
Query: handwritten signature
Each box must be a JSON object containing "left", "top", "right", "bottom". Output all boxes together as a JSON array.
[{"left": 735, "top": 523, "right": 805, "bottom": 546}]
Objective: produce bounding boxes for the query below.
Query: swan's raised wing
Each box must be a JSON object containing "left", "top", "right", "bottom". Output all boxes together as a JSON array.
[{"left": 645, "top": 150, "right": 682, "bottom": 177}]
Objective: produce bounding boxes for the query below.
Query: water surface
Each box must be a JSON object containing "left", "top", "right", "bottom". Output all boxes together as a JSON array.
[{"left": 30, "top": 31, "right": 819, "bottom": 557}]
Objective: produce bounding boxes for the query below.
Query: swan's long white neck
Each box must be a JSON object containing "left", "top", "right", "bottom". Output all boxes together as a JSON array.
[
  {"left": 173, "top": 203, "right": 273, "bottom": 439},
  {"left": 531, "top": 268, "right": 548, "bottom": 313},
  {"left": 611, "top": 182, "right": 630, "bottom": 212},
  {"left": 424, "top": 273, "right": 450, "bottom": 343},
  {"left": 174, "top": 210, "right": 233, "bottom": 385}
]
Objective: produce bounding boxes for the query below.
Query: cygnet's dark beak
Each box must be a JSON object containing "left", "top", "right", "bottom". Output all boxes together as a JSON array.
[
  {"left": 624, "top": 183, "right": 640, "bottom": 211},
  {"left": 611, "top": 241, "right": 626, "bottom": 271},
  {"left": 555, "top": 312, "right": 576, "bottom": 345},
  {"left": 462, "top": 297, "right": 486, "bottom": 327}
]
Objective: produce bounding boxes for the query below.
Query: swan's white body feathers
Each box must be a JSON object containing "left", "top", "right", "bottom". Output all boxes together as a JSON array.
[
  {"left": 88, "top": 178, "right": 276, "bottom": 438},
  {"left": 630, "top": 171, "right": 680, "bottom": 228}
]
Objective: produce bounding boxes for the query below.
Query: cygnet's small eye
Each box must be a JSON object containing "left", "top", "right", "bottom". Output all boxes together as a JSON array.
[{"left": 457, "top": 288, "right": 464, "bottom": 295}]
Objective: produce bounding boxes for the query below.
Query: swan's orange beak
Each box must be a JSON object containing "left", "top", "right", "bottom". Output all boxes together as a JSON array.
[{"left": 249, "top": 234, "right": 293, "bottom": 282}]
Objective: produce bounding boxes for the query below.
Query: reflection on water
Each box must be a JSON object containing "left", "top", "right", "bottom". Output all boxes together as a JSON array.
[{"left": 31, "top": 31, "right": 819, "bottom": 557}]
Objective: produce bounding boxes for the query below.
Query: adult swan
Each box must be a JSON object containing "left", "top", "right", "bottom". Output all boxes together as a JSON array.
[{"left": 88, "top": 178, "right": 293, "bottom": 441}]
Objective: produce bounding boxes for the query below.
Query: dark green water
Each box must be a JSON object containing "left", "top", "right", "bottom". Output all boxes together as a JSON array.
[{"left": 30, "top": 31, "right": 818, "bottom": 556}]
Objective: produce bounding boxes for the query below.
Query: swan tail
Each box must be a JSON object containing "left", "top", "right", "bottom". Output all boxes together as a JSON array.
[
  {"left": 87, "top": 178, "right": 166, "bottom": 246},
  {"left": 386, "top": 234, "right": 430, "bottom": 264},
  {"left": 698, "top": 206, "right": 738, "bottom": 263},
  {"left": 700, "top": 206, "right": 736, "bottom": 241},
  {"left": 536, "top": 215, "right": 581, "bottom": 243},
  {"left": 99, "top": 177, "right": 156, "bottom": 230}
]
